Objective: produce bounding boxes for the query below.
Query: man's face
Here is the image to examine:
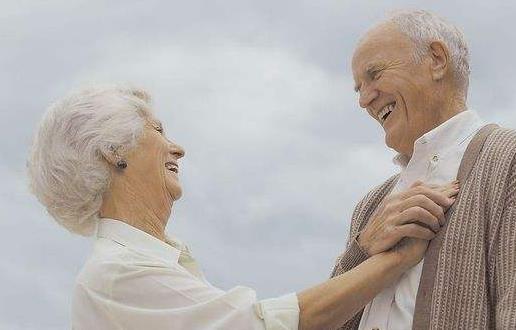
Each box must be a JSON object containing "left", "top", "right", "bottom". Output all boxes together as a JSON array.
[{"left": 352, "top": 23, "right": 440, "bottom": 157}]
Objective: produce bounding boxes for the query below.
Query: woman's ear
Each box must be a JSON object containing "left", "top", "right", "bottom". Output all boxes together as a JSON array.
[
  {"left": 100, "top": 145, "right": 124, "bottom": 168},
  {"left": 429, "top": 40, "right": 450, "bottom": 81}
]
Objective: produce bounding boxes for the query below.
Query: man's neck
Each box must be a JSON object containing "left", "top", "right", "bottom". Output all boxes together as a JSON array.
[
  {"left": 402, "top": 100, "right": 467, "bottom": 159},
  {"left": 436, "top": 90, "right": 467, "bottom": 126}
]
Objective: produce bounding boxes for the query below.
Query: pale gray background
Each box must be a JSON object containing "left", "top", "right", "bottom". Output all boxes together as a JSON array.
[{"left": 1, "top": 1, "right": 515, "bottom": 329}]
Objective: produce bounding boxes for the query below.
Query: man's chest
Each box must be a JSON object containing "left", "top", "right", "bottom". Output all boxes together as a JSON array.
[{"left": 394, "top": 146, "right": 465, "bottom": 192}]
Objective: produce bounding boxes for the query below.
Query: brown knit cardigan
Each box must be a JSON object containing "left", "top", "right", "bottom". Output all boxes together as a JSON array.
[{"left": 331, "top": 125, "right": 516, "bottom": 330}]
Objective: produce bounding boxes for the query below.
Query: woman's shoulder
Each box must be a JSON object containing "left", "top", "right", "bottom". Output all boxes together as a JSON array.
[{"left": 75, "top": 237, "right": 173, "bottom": 292}]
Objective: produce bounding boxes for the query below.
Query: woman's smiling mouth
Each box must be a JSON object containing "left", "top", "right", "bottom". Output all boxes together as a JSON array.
[{"left": 165, "top": 161, "right": 179, "bottom": 173}]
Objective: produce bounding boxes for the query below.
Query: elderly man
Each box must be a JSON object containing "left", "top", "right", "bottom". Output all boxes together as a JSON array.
[{"left": 331, "top": 10, "right": 516, "bottom": 330}]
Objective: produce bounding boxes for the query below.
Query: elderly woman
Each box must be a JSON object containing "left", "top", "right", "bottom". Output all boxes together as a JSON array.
[{"left": 28, "top": 86, "right": 457, "bottom": 330}]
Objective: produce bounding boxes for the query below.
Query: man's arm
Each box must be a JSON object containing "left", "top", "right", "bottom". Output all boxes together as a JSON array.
[
  {"left": 494, "top": 169, "right": 516, "bottom": 328},
  {"left": 330, "top": 195, "right": 370, "bottom": 278}
]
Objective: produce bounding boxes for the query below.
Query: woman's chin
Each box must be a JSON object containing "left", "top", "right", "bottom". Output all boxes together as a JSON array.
[
  {"left": 167, "top": 186, "right": 182, "bottom": 202},
  {"left": 164, "top": 174, "right": 182, "bottom": 201}
]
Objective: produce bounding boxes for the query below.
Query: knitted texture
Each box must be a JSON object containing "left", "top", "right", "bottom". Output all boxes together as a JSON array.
[{"left": 331, "top": 127, "right": 516, "bottom": 330}]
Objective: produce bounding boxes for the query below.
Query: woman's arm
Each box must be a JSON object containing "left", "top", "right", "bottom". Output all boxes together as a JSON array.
[{"left": 297, "top": 239, "right": 424, "bottom": 330}]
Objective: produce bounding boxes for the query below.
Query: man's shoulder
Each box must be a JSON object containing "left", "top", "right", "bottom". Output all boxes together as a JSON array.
[
  {"left": 487, "top": 126, "right": 516, "bottom": 146},
  {"left": 482, "top": 126, "right": 516, "bottom": 165}
]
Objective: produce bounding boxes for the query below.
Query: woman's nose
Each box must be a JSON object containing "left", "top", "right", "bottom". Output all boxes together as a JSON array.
[{"left": 170, "top": 143, "right": 185, "bottom": 159}]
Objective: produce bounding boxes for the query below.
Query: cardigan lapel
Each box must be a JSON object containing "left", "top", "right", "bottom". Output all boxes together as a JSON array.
[{"left": 411, "top": 123, "right": 499, "bottom": 330}]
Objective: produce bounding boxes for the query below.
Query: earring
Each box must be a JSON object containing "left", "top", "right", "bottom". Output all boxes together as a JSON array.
[
  {"left": 109, "top": 145, "right": 127, "bottom": 169},
  {"left": 116, "top": 159, "right": 127, "bottom": 169}
]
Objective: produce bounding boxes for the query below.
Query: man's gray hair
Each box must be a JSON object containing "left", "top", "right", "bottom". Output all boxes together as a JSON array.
[
  {"left": 387, "top": 10, "right": 470, "bottom": 90},
  {"left": 28, "top": 85, "right": 152, "bottom": 236}
]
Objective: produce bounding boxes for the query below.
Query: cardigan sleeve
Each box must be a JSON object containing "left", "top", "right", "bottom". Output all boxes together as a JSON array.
[
  {"left": 494, "top": 162, "right": 516, "bottom": 329},
  {"left": 330, "top": 175, "right": 399, "bottom": 278},
  {"left": 329, "top": 198, "right": 370, "bottom": 330},
  {"left": 330, "top": 195, "right": 370, "bottom": 278},
  {"left": 330, "top": 234, "right": 369, "bottom": 278},
  {"left": 494, "top": 203, "right": 516, "bottom": 329}
]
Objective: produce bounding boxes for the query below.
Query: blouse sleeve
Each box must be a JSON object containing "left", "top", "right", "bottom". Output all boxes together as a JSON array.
[{"left": 73, "top": 260, "right": 299, "bottom": 330}]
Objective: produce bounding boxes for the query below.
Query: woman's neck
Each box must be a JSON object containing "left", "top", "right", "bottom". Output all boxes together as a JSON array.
[{"left": 99, "top": 177, "right": 172, "bottom": 242}]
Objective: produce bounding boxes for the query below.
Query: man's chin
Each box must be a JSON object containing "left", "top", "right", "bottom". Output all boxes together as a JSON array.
[
  {"left": 384, "top": 132, "right": 402, "bottom": 154},
  {"left": 384, "top": 131, "right": 395, "bottom": 149}
]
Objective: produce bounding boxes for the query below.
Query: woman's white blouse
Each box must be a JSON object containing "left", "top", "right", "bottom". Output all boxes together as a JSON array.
[{"left": 72, "top": 218, "right": 299, "bottom": 330}]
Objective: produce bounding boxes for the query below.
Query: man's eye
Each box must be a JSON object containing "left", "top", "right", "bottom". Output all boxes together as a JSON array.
[{"left": 372, "top": 70, "right": 383, "bottom": 80}]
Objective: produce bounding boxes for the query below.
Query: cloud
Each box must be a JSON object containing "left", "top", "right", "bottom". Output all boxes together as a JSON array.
[{"left": 2, "top": 0, "right": 516, "bottom": 328}]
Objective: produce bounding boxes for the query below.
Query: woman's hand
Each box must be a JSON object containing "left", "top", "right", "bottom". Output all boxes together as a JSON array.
[
  {"left": 357, "top": 180, "right": 459, "bottom": 256},
  {"left": 391, "top": 237, "right": 429, "bottom": 270}
]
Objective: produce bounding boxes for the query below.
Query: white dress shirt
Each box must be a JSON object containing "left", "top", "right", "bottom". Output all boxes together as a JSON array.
[
  {"left": 72, "top": 218, "right": 299, "bottom": 330},
  {"left": 358, "top": 111, "right": 485, "bottom": 330}
]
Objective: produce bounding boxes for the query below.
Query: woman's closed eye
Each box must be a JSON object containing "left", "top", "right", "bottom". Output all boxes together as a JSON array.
[{"left": 154, "top": 125, "right": 164, "bottom": 134}]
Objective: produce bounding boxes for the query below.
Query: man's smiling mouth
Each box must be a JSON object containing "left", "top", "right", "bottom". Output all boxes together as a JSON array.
[{"left": 378, "top": 102, "right": 396, "bottom": 123}]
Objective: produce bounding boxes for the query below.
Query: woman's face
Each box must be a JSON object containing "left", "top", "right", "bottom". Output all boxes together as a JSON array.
[{"left": 124, "top": 116, "right": 185, "bottom": 203}]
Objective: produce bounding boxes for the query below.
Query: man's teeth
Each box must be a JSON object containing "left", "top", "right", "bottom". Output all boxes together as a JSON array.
[{"left": 378, "top": 104, "right": 395, "bottom": 122}]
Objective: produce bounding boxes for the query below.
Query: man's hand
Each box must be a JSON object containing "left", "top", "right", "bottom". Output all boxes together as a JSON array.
[{"left": 357, "top": 180, "right": 459, "bottom": 256}]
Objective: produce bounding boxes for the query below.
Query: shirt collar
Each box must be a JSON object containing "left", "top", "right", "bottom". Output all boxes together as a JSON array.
[
  {"left": 393, "top": 110, "right": 485, "bottom": 168},
  {"left": 97, "top": 218, "right": 181, "bottom": 264}
]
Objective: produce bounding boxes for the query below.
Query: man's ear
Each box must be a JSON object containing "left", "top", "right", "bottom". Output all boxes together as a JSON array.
[{"left": 429, "top": 40, "right": 449, "bottom": 81}]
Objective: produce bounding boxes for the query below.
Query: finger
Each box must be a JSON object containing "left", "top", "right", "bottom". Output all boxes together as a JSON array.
[
  {"left": 409, "top": 180, "right": 424, "bottom": 188},
  {"left": 388, "top": 180, "right": 423, "bottom": 202},
  {"left": 397, "top": 194, "right": 446, "bottom": 225},
  {"left": 400, "top": 185, "right": 455, "bottom": 209},
  {"left": 394, "top": 223, "right": 436, "bottom": 241},
  {"left": 435, "top": 180, "right": 460, "bottom": 198},
  {"left": 396, "top": 206, "right": 441, "bottom": 232}
]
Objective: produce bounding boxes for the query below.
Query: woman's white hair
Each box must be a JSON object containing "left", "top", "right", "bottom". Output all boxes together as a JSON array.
[
  {"left": 387, "top": 10, "right": 470, "bottom": 90},
  {"left": 28, "top": 85, "right": 152, "bottom": 236}
]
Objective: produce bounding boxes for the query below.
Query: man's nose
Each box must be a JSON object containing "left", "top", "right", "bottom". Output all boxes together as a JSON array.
[
  {"left": 169, "top": 142, "right": 185, "bottom": 159},
  {"left": 359, "top": 85, "right": 379, "bottom": 109}
]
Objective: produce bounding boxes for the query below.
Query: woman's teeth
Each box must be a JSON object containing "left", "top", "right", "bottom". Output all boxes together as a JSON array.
[
  {"left": 378, "top": 103, "right": 395, "bottom": 123},
  {"left": 165, "top": 162, "right": 178, "bottom": 173}
]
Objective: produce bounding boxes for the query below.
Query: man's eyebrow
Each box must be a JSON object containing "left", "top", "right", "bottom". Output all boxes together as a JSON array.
[{"left": 366, "top": 63, "right": 385, "bottom": 76}]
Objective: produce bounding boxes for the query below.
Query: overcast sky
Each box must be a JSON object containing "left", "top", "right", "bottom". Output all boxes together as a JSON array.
[{"left": 2, "top": 1, "right": 516, "bottom": 329}]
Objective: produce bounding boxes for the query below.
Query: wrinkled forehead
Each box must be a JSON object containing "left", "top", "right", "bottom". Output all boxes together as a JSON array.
[
  {"left": 351, "top": 23, "right": 414, "bottom": 75},
  {"left": 137, "top": 108, "right": 162, "bottom": 130}
]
